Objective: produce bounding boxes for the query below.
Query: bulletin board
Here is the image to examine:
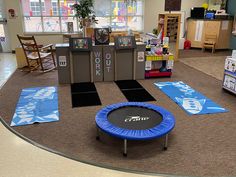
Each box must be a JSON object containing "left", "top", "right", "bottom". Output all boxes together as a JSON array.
[{"left": 165, "top": 0, "right": 181, "bottom": 11}]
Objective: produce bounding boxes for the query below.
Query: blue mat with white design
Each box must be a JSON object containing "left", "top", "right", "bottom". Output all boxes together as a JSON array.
[
  {"left": 11, "top": 86, "right": 59, "bottom": 126},
  {"left": 154, "top": 81, "right": 228, "bottom": 115}
]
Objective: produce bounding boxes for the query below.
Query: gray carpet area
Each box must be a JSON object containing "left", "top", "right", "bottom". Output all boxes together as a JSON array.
[
  {"left": 179, "top": 56, "right": 226, "bottom": 80},
  {"left": 179, "top": 49, "right": 231, "bottom": 59},
  {"left": 0, "top": 62, "right": 236, "bottom": 177}
]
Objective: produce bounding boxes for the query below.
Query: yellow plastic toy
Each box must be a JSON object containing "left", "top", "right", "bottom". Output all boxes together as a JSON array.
[{"left": 202, "top": 3, "right": 208, "bottom": 10}]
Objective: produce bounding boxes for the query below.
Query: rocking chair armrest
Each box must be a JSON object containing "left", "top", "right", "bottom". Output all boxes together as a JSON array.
[{"left": 40, "top": 44, "right": 53, "bottom": 50}]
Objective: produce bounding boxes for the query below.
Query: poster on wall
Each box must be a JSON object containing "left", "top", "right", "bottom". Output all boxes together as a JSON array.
[
  {"left": 8, "top": 9, "right": 17, "bottom": 19},
  {"left": 221, "top": 21, "right": 229, "bottom": 30},
  {"left": 167, "top": 60, "right": 174, "bottom": 69},
  {"left": 0, "top": 37, "right": 5, "bottom": 42},
  {"left": 58, "top": 56, "right": 67, "bottom": 67},
  {"left": 137, "top": 51, "right": 144, "bottom": 62},
  {"left": 145, "top": 61, "right": 152, "bottom": 70}
]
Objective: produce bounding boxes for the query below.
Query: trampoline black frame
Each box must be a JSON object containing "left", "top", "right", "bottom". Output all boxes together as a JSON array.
[{"left": 96, "top": 128, "right": 169, "bottom": 157}]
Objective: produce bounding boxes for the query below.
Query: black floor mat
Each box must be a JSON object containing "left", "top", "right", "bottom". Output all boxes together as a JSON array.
[
  {"left": 71, "top": 82, "right": 101, "bottom": 107},
  {"left": 122, "top": 89, "right": 156, "bottom": 102},
  {"left": 71, "top": 83, "right": 97, "bottom": 93},
  {"left": 72, "top": 93, "right": 101, "bottom": 107},
  {"left": 115, "top": 80, "right": 156, "bottom": 102},
  {"left": 115, "top": 80, "right": 143, "bottom": 90}
]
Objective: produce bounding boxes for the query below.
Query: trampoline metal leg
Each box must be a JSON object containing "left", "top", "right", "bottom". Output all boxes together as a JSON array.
[
  {"left": 123, "top": 139, "right": 127, "bottom": 157},
  {"left": 164, "top": 134, "right": 168, "bottom": 150},
  {"left": 96, "top": 127, "right": 100, "bottom": 140}
]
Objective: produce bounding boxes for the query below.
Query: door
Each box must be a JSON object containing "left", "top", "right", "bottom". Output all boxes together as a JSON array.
[{"left": 0, "top": 0, "right": 11, "bottom": 52}]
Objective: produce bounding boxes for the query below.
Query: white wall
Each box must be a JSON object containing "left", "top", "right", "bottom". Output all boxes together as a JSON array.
[
  {"left": 5, "top": 0, "right": 207, "bottom": 51},
  {"left": 144, "top": 0, "right": 207, "bottom": 36},
  {"left": 0, "top": 0, "right": 11, "bottom": 52},
  {"left": 5, "top": 0, "right": 24, "bottom": 51}
]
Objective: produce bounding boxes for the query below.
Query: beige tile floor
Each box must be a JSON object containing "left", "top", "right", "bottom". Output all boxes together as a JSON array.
[
  {"left": 0, "top": 53, "right": 166, "bottom": 177},
  {"left": 0, "top": 122, "right": 165, "bottom": 177},
  {"left": 0, "top": 53, "right": 17, "bottom": 89}
]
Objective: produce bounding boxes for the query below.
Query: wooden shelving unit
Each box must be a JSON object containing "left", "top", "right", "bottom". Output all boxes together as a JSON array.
[
  {"left": 158, "top": 13, "right": 181, "bottom": 60},
  {"left": 166, "top": 16, "right": 179, "bottom": 42},
  {"left": 145, "top": 50, "right": 174, "bottom": 78}
]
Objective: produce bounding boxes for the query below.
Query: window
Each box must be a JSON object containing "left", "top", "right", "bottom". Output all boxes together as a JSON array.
[
  {"left": 95, "top": 0, "right": 144, "bottom": 31},
  {"left": 22, "top": 0, "right": 144, "bottom": 33},
  {"left": 51, "top": 1, "right": 58, "bottom": 16},
  {"left": 22, "top": 0, "right": 77, "bottom": 33},
  {"left": 30, "top": 0, "right": 45, "bottom": 16}
]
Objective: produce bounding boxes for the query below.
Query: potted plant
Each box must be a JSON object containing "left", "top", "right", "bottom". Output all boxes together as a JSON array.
[{"left": 72, "top": 0, "right": 97, "bottom": 36}]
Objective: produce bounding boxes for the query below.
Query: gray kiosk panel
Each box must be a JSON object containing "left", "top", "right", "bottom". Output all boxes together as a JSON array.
[
  {"left": 92, "top": 46, "right": 103, "bottom": 82},
  {"left": 114, "top": 36, "right": 136, "bottom": 81},
  {"left": 55, "top": 44, "right": 71, "bottom": 84},
  {"left": 115, "top": 50, "right": 134, "bottom": 81},
  {"left": 70, "top": 37, "right": 92, "bottom": 83},
  {"left": 72, "top": 53, "right": 91, "bottom": 83},
  {"left": 103, "top": 45, "right": 115, "bottom": 81},
  {"left": 134, "top": 44, "right": 146, "bottom": 80}
]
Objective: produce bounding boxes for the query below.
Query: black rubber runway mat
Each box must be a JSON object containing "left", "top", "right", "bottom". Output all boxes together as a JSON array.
[
  {"left": 71, "top": 82, "right": 97, "bottom": 93},
  {"left": 115, "top": 80, "right": 156, "bottom": 102},
  {"left": 71, "top": 83, "right": 101, "bottom": 107},
  {"left": 121, "top": 89, "right": 156, "bottom": 102},
  {"left": 115, "top": 80, "right": 143, "bottom": 90}
]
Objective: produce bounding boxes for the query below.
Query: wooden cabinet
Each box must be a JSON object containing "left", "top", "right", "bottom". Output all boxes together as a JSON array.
[{"left": 187, "top": 19, "right": 233, "bottom": 49}]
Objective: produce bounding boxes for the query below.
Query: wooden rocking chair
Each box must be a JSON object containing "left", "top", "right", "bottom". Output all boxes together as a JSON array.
[{"left": 17, "top": 35, "right": 56, "bottom": 72}]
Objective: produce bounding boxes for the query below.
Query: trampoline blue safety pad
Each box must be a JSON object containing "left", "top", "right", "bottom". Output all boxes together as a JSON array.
[
  {"left": 10, "top": 86, "right": 59, "bottom": 127},
  {"left": 95, "top": 102, "right": 175, "bottom": 140}
]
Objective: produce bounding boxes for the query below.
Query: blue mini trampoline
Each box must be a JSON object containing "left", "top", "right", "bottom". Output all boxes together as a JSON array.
[{"left": 95, "top": 102, "right": 175, "bottom": 156}]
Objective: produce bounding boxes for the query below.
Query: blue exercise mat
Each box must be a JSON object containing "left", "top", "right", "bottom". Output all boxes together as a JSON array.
[
  {"left": 11, "top": 86, "right": 59, "bottom": 126},
  {"left": 154, "top": 81, "right": 228, "bottom": 115}
]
